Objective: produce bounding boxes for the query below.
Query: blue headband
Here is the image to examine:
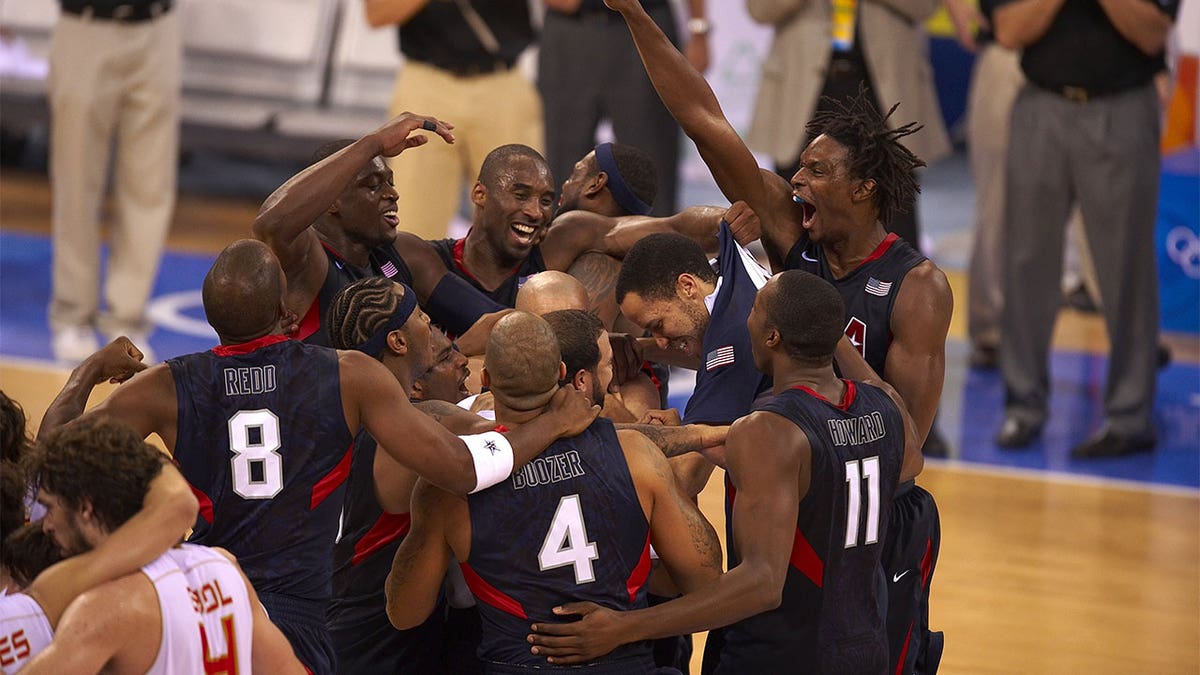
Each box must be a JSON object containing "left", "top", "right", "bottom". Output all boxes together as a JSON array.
[
  {"left": 595, "top": 143, "right": 652, "bottom": 216},
  {"left": 354, "top": 282, "right": 419, "bottom": 358}
]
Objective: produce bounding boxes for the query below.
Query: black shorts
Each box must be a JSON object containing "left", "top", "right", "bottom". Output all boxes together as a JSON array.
[
  {"left": 328, "top": 601, "right": 445, "bottom": 674},
  {"left": 260, "top": 592, "right": 337, "bottom": 675},
  {"left": 880, "top": 482, "right": 944, "bottom": 675}
]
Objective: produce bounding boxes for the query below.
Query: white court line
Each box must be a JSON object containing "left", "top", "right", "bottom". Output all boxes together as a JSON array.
[{"left": 923, "top": 457, "right": 1200, "bottom": 499}]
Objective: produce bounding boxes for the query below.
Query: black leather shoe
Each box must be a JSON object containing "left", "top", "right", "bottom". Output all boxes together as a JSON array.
[
  {"left": 1070, "top": 429, "right": 1156, "bottom": 459},
  {"left": 995, "top": 416, "right": 1042, "bottom": 448},
  {"left": 969, "top": 345, "right": 998, "bottom": 370}
]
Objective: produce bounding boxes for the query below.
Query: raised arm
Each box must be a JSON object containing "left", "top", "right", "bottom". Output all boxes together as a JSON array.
[
  {"left": 27, "top": 462, "right": 198, "bottom": 627},
  {"left": 385, "top": 479, "right": 460, "bottom": 629},
  {"left": 606, "top": 1, "right": 787, "bottom": 226},
  {"left": 37, "top": 338, "right": 149, "bottom": 440},
  {"left": 342, "top": 351, "right": 599, "bottom": 496},
  {"left": 252, "top": 113, "right": 455, "bottom": 305},
  {"left": 527, "top": 412, "right": 804, "bottom": 663}
]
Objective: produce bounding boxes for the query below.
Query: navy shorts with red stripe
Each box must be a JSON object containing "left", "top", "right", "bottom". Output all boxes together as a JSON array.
[{"left": 881, "top": 481, "right": 943, "bottom": 675}]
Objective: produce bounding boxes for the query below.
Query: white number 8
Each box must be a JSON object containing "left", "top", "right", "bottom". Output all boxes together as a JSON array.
[{"left": 228, "top": 410, "right": 283, "bottom": 499}]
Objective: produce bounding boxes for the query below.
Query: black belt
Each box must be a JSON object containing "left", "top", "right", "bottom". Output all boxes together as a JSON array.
[
  {"left": 61, "top": 0, "right": 172, "bottom": 22},
  {"left": 1031, "top": 80, "right": 1138, "bottom": 103},
  {"left": 431, "top": 59, "right": 513, "bottom": 78}
]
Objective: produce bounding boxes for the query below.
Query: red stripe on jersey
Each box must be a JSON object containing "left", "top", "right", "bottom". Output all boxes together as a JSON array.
[
  {"left": 791, "top": 380, "right": 857, "bottom": 411},
  {"left": 310, "top": 443, "right": 353, "bottom": 510},
  {"left": 351, "top": 512, "right": 412, "bottom": 566},
  {"left": 894, "top": 621, "right": 914, "bottom": 675},
  {"left": 460, "top": 562, "right": 527, "bottom": 619},
  {"left": 789, "top": 526, "right": 824, "bottom": 588},
  {"left": 295, "top": 297, "right": 322, "bottom": 342},
  {"left": 189, "top": 482, "right": 215, "bottom": 523},
  {"left": 857, "top": 232, "right": 899, "bottom": 268},
  {"left": 919, "top": 536, "right": 933, "bottom": 586},
  {"left": 626, "top": 533, "right": 652, "bottom": 604},
  {"left": 212, "top": 334, "right": 290, "bottom": 356}
]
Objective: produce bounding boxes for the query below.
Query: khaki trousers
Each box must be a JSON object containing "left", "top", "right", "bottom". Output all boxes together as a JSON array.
[
  {"left": 48, "top": 11, "right": 181, "bottom": 335},
  {"left": 387, "top": 60, "right": 544, "bottom": 240}
]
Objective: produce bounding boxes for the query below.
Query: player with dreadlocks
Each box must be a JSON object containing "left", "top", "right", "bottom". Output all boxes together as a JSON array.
[{"left": 597, "top": 3, "right": 952, "bottom": 673}]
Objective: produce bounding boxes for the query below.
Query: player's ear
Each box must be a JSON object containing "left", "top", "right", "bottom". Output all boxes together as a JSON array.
[
  {"left": 852, "top": 177, "right": 877, "bottom": 203},
  {"left": 558, "top": 361, "right": 568, "bottom": 382},
  {"left": 470, "top": 181, "right": 488, "bottom": 209},
  {"left": 570, "top": 368, "right": 587, "bottom": 392},
  {"left": 676, "top": 273, "right": 697, "bottom": 301},
  {"left": 387, "top": 330, "right": 408, "bottom": 357},
  {"left": 587, "top": 171, "right": 608, "bottom": 198},
  {"left": 480, "top": 367, "right": 492, "bottom": 390}
]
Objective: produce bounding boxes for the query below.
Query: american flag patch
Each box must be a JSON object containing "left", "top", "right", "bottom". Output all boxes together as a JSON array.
[
  {"left": 865, "top": 277, "right": 892, "bottom": 297},
  {"left": 380, "top": 261, "right": 400, "bottom": 278},
  {"left": 705, "top": 345, "right": 735, "bottom": 371}
]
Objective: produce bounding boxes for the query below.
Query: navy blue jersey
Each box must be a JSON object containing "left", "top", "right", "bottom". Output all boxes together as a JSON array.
[
  {"left": 464, "top": 419, "right": 655, "bottom": 671},
  {"left": 298, "top": 241, "right": 414, "bottom": 346},
  {"left": 168, "top": 336, "right": 355, "bottom": 603},
  {"left": 328, "top": 431, "right": 445, "bottom": 674},
  {"left": 684, "top": 222, "right": 773, "bottom": 425},
  {"left": 720, "top": 382, "right": 905, "bottom": 674},
  {"left": 785, "top": 232, "right": 926, "bottom": 375},
  {"left": 429, "top": 237, "right": 547, "bottom": 308}
]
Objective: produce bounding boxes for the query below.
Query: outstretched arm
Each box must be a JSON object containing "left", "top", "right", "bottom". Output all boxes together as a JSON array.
[
  {"left": 343, "top": 351, "right": 599, "bottom": 496},
  {"left": 27, "top": 463, "right": 198, "bottom": 627},
  {"left": 527, "top": 412, "right": 804, "bottom": 663},
  {"left": 542, "top": 207, "right": 728, "bottom": 271}
]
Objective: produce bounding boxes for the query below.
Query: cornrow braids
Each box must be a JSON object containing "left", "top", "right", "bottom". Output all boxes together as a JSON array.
[
  {"left": 806, "top": 88, "right": 926, "bottom": 227},
  {"left": 326, "top": 277, "right": 402, "bottom": 354}
]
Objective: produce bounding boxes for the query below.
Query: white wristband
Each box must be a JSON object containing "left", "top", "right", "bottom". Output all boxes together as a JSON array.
[{"left": 462, "top": 431, "right": 514, "bottom": 493}]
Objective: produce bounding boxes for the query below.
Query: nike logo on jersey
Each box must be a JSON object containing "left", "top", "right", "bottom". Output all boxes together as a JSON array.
[
  {"left": 893, "top": 569, "right": 911, "bottom": 583},
  {"left": 801, "top": 249, "right": 819, "bottom": 263}
]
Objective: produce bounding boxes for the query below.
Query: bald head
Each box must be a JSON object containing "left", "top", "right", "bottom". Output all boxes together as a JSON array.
[
  {"left": 515, "top": 271, "right": 590, "bottom": 316},
  {"left": 203, "top": 239, "right": 284, "bottom": 340},
  {"left": 484, "top": 312, "right": 563, "bottom": 410}
]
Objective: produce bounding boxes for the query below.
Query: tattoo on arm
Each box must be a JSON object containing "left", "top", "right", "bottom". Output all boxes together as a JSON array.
[
  {"left": 414, "top": 399, "right": 464, "bottom": 423},
  {"left": 617, "top": 423, "right": 701, "bottom": 457},
  {"left": 567, "top": 253, "right": 620, "bottom": 311}
]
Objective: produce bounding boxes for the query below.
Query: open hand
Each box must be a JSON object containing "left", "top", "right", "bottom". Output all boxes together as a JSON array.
[
  {"left": 546, "top": 386, "right": 601, "bottom": 438},
  {"left": 372, "top": 112, "right": 456, "bottom": 157},
  {"left": 527, "top": 601, "right": 628, "bottom": 665}
]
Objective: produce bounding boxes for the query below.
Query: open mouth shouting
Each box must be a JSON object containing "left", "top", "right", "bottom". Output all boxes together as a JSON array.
[
  {"left": 793, "top": 194, "right": 817, "bottom": 230},
  {"left": 382, "top": 207, "right": 399, "bottom": 228}
]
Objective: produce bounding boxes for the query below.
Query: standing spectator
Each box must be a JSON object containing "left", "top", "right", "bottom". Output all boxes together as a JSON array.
[
  {"left": 365, "top": 0, "right": 543, "bottom": 240},
  {"left": 992, "top": 0, "right": 1177, "bottom": 456},
  {"left": 48, "top": 0, "right": 181, "bottom": 364},
  {"left": 539, "top": 0, "right": 709, "bottom": 217},
  {"left": 744, "top": 0, "right": 951, "bottom": 250}
]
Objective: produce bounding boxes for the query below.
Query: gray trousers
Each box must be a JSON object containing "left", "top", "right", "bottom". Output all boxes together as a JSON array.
[
  {"left": 538, "top": 6, "right": 681, "bottom": 216},
  {"left": 1001, "top": 83, "right": 1160, "bottom": 435}
]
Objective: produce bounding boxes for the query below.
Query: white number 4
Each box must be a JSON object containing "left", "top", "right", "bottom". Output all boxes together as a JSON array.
[
  {"left": 538, "top": 494, "right": 598, "bottom": 584},
  {"left": 844, "top": 456, "right": 881, "bottom": 548},
  {"left": 228, "top": 410, "right": 284, "bottom": 500}
]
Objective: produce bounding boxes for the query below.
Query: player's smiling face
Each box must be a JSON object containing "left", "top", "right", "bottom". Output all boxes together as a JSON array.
[
  {"left": 337, "top": 157, "right": 399, "bottom": 248},
  {"left": 475, "top": 157, "right": 555, "bottom": 264},
  {"left": 619, "top": 290, "right": 710, "bottom": 359}
]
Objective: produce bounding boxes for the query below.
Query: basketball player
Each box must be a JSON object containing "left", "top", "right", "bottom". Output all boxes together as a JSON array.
[
  {"left": 0, "top": 420, "right": 198, "bottom": 672},
  {"left": 37, "top": 241, "right": 598, "bottom": 674},
  {"left": 411, "top": 324, "right": 474, "bottom": 405},
  {"left": 604, "top": 3, "right": 951, "bottom": 670},
  {"left": 529, "top": 271, "right": 923, "bottom": 673},
  {"left": 19, "top": 421, "right": 302, "bottom": 674},
  {"left": 253, "top": 111, "right": 509, "bottom": 343},
  {"left": 385, "top": 312, "right": 723, "bottom": 672}
]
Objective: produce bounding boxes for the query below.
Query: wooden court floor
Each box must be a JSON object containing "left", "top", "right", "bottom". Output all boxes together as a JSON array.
[{"left": 2, "top": 169, "right": 1198, "bottom": 673}]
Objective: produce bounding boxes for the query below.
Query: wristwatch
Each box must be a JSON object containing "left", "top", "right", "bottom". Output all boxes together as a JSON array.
[{"left": 687, "top": 17, "right": 711, "bottom": 36}]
